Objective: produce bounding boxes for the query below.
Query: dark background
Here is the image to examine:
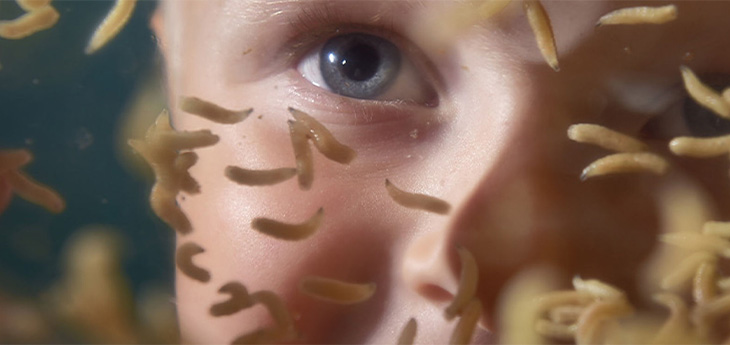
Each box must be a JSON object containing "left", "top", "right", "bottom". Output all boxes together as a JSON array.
[{"left": 0, "top": 0, "right": 173, "bottom": 302}]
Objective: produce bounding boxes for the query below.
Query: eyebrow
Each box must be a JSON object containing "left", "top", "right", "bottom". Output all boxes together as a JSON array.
[{"left": 223, "top": 0, "right": 426, "bottom": 28}]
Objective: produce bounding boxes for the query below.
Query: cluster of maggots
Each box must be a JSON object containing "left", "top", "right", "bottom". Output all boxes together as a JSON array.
[
  {"left": 535, "top": 26, "right": 730, "bottom": 345},
  {"left": 529, "top": 221, "right": 730, "bottom": 344},
  {"left": 656, "top": 222, "right": 730, "bottom": 342},
  {"left": 533, "top": 277, "right": 633, "bottom": 343},
  {"left": 567, "top": 64, "right": 730, "bottom": 182},
  {"left": 130, "top": 92, "right": 480, "bottom": 343}
]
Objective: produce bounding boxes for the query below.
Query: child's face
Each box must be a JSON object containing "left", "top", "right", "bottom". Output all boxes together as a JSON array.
[{"left": 157, "top": 1, "right": 730, "bottom": 343}]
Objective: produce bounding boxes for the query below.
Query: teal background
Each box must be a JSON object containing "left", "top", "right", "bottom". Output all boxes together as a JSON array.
[{"left": 0, "top": 0, "right": 173, "bottom": 306}]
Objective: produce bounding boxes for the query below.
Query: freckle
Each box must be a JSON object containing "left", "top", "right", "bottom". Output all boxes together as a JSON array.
[
  {"left": 258, "top": 115, "right": 263, "bottom": 120},
  {"left": 460, "top": 65, "right": 469, "bottom": 71}
]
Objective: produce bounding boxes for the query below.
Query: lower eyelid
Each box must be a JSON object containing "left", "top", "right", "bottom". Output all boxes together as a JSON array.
[{"left": 282, "top": 69, "right": 442, "bottom": 127}]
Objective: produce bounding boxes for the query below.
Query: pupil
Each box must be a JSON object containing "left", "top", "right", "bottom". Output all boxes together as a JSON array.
[
  {"left": 318, "top": 33, "right": 401, "bottom": 100},
  {"left": 339, "top": 44, "right": 380, "bottom": 82}
]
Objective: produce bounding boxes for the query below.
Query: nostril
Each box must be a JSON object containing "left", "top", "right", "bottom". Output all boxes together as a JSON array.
[{"left": 417, "top": 284, "right": 454, "bottom": 303}]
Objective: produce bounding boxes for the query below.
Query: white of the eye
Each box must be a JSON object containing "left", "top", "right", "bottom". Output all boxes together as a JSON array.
[
  {"left": 296, "top": 43, "right": 432, "bottom": 104},
  {"left": 298, "top": 50, "right": 328, "bottom": 89},
  {"left": 377, "top": 59, "right": 431, "bottom": 103}
]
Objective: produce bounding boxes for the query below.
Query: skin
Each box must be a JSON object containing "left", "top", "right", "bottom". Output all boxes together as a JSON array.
[{"left": 154, "top": 1, "right": 730, "bottom": 343}]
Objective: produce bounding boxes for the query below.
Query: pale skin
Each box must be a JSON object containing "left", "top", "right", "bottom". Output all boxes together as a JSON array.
[{"left": 147, "top": 1, "right": 730, "bottom": 343}]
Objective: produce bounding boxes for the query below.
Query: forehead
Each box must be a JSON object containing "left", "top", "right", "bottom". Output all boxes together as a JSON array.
[
  {"left": 163, "top": 1, "right": 730, "bottom": 46},
  {"left": 159, "top": 0, "right": 730, "bottom": 85},
  {"left": 226, "top": 0, "right": 425, "bottom": 22}
]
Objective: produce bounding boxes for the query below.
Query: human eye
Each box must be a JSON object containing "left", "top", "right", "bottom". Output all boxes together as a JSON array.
[{"left": 296, "top": 30, "right": 438, "bottom": 106}]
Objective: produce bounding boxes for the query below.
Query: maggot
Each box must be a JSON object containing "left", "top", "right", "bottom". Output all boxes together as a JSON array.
[
  {"left": 251, "top": 208, "right": 324, "bottom": 241},
  {"left": 175, "top": 242, "right": 210, "bottom": 283},
  {"left": 299, "top": 276, "right": 376, "bottom": 305}
]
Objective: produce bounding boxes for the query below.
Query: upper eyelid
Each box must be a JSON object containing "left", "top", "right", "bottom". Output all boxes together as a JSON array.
[
  {"left": 281, "top": 22, "right": 406, "bottom": 67},
  {"left": 276, "top": 1, "right": 414, "bottom": 66},
  {"left": 286, "top": 1, "right": 399, "bottom": 36}
]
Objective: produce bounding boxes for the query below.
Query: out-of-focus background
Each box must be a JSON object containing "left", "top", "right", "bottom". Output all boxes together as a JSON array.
[{"left": 0, "top": 1, "right": 178, "bottom": 342}]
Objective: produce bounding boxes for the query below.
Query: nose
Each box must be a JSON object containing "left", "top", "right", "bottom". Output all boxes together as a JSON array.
[
  {"left": 397, "top": 62, "right": 553, "bottom": 329},
  {"left": 396, "top": 61, "right": 588, "bottom": 331},
  {"left": 402, "top": 229, "right": 460, "bottom": 305}
]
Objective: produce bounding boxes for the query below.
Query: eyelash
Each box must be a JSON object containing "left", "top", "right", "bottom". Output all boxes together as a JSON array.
[
  {"left": 276, "top": 9, "right": 445, "bottom": 116},
  {"left": 280, "top": 4, "right": 393, "bottom": 64}
]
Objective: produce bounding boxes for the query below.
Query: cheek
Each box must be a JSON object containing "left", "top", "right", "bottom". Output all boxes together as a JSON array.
[{"left": 174, "top": 103, "right": 419, "bottom": 343}]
